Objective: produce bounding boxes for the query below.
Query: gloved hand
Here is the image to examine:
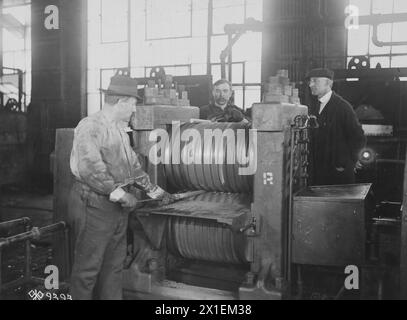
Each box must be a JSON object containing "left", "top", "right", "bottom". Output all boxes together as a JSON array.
[
  {"left": 119, "top": 192, "right": 140, "bottom": 209},
  {"left": 158, "top": 191, "right": 175, "bottom": 206},
  {"left": 225, "top": 108, "right": 245, "bottom": 122},
  {"left": 147, "top": 185, "right": 175, "bottom": 206}
]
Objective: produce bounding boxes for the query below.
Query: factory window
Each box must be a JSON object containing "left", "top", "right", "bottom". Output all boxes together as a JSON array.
[
  {"left": 1, "top": 1, "right": 31, "bottom": 110},
  {"left": 145, "top": 65, "right": 191, "bottom": 77},
  {"left": 88, "top": 0, "right": 130, "bottom": 114},
  {"left": 211, "top": 0, "right": 263, "bottom": 110},
  {"left": 100, "top": 0, "right": 129, "bottom": 43},
  {"left": 145, "top": 0, "right": 193, "bottom": 40},
  {"left": 347, "top": 0, "right": 407, "bottom": 68},
  {"left": 87, "top": 0, "right": 263, "bottom": 114}
]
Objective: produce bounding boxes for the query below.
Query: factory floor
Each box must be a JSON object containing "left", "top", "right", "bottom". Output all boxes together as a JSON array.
[{"left": 0, "top": 184, "right": 54, "bottom": 300}]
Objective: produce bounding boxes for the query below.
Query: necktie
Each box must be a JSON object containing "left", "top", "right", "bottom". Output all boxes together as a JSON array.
[{"left": 315, "top": 100, "right": 321, "bottom": 116}]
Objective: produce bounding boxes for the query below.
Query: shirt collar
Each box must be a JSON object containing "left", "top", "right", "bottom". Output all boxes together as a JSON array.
[
  {"left": 213, "top": 103, "right": 227, "bottom": 111},
  {"left": 319, "top": 90, "right": 333, "bottom": 104},
  {"left": 100, "top": 111, "right": 120, "bottom": 127}
]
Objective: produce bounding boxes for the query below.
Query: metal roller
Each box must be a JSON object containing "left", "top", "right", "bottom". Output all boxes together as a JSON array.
[
  {"left": 167, "top": 216, "right": 248, "bottom": 264},
  {"left": 166, "top": 192, "right": 250, "bottom": 264},
  {"left": 164, "top": 122, "right": 254, "bottom": 193}
]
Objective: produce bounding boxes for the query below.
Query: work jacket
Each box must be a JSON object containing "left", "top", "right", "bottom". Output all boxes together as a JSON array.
[{"left": 70, "top": 112, "right": 153, "bottom": 195}]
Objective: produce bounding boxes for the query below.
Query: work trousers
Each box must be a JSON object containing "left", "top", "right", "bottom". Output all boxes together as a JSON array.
[{"left": 68, "top": 182, "right": 128, "bottom": 300}]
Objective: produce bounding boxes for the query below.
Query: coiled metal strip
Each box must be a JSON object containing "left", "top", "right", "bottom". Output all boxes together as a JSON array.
[
  {"left": 167, "top": 216, "right": 247, "bottom": 264},
  {"left": 164, "top": 122, "right": 254, "bottom": 193}
]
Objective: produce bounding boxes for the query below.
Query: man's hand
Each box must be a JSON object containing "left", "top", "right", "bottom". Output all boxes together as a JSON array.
[
  {"left": 354, "top": 160, "right": 363, "bottom": 172},
  {"left": 119, "top": 193, "right": 140, "bottom": 209},
  {"left": 227, "top": 108, "right": 245, "bottom": 122},
  {"left": 158, "top": 191, "right": 175, "bottom": 206},
  {"left": 146, "top": 185, "right": 175, "bottom": 206}
]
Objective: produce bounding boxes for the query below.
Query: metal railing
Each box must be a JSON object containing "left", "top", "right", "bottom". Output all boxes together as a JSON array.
[{"left": 0, "top": 218, "right": 69, "bottom": 297}]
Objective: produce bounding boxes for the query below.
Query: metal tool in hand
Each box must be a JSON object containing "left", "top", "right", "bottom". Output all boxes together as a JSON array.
[{"left": 137, "top": 190, "right": 207, "bottom": 205}]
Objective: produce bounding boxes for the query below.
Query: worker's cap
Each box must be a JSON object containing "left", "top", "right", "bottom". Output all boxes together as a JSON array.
[
  {"left": 306, "top": 68, "right": 334, "bottom": 80},
  {"left": 100, "top": 70, "right": 141, "bottom": 100}
]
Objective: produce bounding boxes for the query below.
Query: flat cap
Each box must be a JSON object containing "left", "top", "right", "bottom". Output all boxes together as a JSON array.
[{"left": 306, "top": 68, "right": 334, "bottom": 80}]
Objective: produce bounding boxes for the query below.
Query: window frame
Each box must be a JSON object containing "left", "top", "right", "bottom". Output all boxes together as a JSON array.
[
  {"left": 144, "top": 0, "right": 194, "bottom": 41},
  {"left": 347, "top": 0, "right": 407, "bottom": 68},
  {"left": 100, "top": 0, "right": 130, "bottom": 44}
]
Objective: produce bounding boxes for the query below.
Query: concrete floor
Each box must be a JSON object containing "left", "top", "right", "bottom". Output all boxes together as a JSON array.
[{"left": 0, "top": 186, "right": 55, "bottom": 300}]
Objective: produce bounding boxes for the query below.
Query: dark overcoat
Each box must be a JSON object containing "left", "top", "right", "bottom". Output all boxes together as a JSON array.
[{"left": 309, "top": 92, "right": 366, "bottom": 185}]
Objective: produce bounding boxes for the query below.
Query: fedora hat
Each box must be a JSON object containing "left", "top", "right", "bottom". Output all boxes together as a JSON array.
[{"left": 100, "top": 70, "right": 141, "bottom": 99}]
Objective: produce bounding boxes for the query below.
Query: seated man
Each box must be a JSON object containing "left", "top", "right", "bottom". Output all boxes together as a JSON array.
[
  {"left": 69, "top": 73, "right": 173, "bottom": 300},
  {"left": 200, "top": 79, "right": 250, "bottom": 123}
]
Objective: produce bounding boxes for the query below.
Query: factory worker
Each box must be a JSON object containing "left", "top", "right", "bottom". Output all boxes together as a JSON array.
[
  {"left": 200, "top": 79, "right": 250, "bottom": 123},
  {"left": 68, "top": 72, "right": 173, "bottom": 300}
]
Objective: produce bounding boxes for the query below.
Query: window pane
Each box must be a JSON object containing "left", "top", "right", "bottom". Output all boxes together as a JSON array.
[
  {"left": 191, "top": 63, "right": 207, "bottom": 75},
  {"left": 192, "top": 0, "right": 208, "bottom": 37},
  {"left": 391, "top": 55, "right": 407, "bottom": 67},
  {"left": 88, "top": 0, "right": 102, "bottom": 45},
  {"left": 348, "top": 25, "right": 370, "bottom": 56},
  {"left": 145, "top": 65, "right": 190, "bottom": 77},
  {"left": 212, "top": 0, "right": 245, "bottom": 34},
  {"left": 246, "top": 0, "right": 263, "bottom": 21},
  {"left": 233, "top": 86, "right": 244, "bottom": 108},
  {"left": 369, "top": 25, "right": 391, "bottom": 55},
  {"left": 3, "top": 28, "right": 25, "bottom": 51},
  {"left": 130, "top": 67, "right": 145, "bottom": 78},
  {"left": 245, "top": 61, "right": 261, "bottom": 83},
  {"left": 233, "top": 33, "right": 262, "bottom": 62},
  {"left": 101, "top": 0, "right": 128, "bottom": 43},
  {"left": 211, "top": 35, "right": 228, "bottom": 62},
  {"left": 232, "top": 63, "right": 243, "bottom": 84},
  {"left": 98, "top": 42, "right": 129, "bottom": 68},
  {"left": 244, "top": 86, "right": 261, "bottom": 109},
  {"left": 3, "top": 5, "right": 30, "bottom": 25},
  {"left": 190, "top": 37, "right": 207, "bottom": 63},
  {"left": 394, "top": 0, "right": 407, "bottom": 12},
  {"left": 3, "top": 51, "right": 15, "bottom": 69},
  {"left": 349, "top": 0, "right": 371, "bottom": 15},
  {"left": 146, "top": 0, "right": 192, "bottom": 39},
  {"left": 211, "top": 64, "right": 222, "bottom": 81},
  {"left": 142, "top": 40, "right": 174, "bottom": 66},
  {"left": 13, "top": 50, "right": 26, "bottom": 70},
  {"left": 370, "top": 56, "right": 391, "bottom": 68},
  {"left": 3, "top": 0, "right": 30, "bottom": 7},
  {"left": 391, "top": 22, "right": 407, "bottom": 53},
  {"left": 372, "top": 0, "right": 394, "bottom": 14}
]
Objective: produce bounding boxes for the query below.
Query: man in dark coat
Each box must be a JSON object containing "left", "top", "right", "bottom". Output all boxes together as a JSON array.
[
  {"left": 200, "top": 79, "right": 250, "bottom": 123},
  {"left": 307, "top": 68, "right": 366, "bottom": 185}
]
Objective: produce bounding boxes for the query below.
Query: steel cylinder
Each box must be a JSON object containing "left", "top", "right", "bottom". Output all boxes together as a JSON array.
[
  {"left": 163, "top": 122, "right": 254, "bottom": 193},
  {"left": 166, "top": 192, "right": 250, "bottom": 264}
]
